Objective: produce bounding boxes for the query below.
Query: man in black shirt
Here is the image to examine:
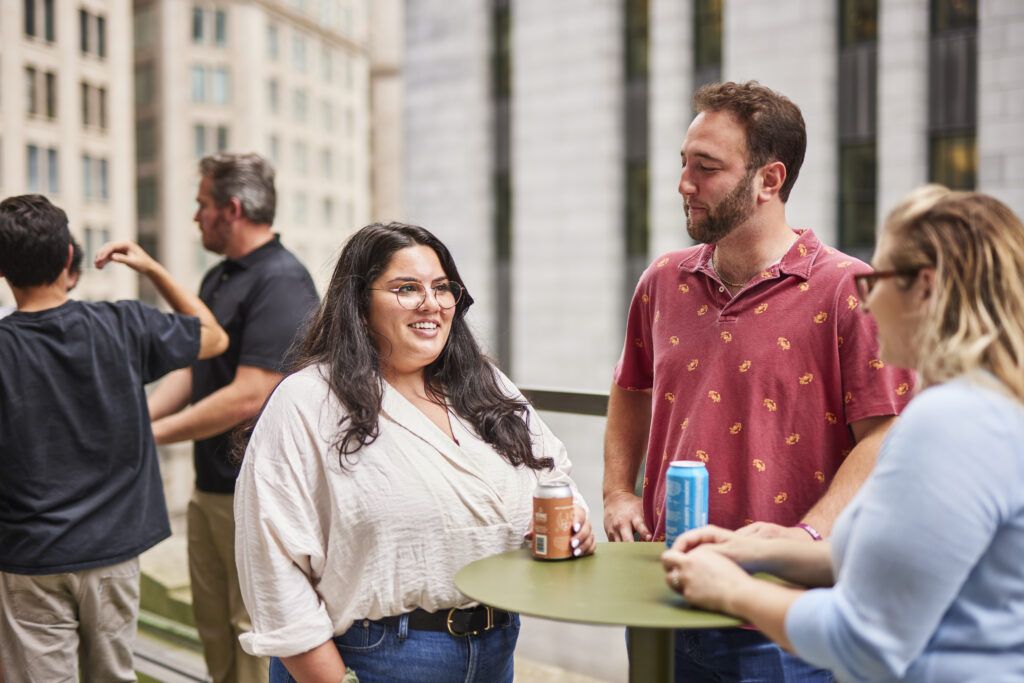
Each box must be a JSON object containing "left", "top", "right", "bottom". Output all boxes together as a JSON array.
[
  {"left": 0, "top": 195, "right": 228, "bottom": 682},
  {"left": 147, "top": 153, "right": 319, "bottom": 683}
]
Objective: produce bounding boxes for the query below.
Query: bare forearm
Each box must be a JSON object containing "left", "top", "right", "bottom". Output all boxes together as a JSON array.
[
  {"left": 152, "top": 366, "right": 282, "bottom": 445},
  {"left": 602, "top": 384, "right": 651, "bottom": 498},
  {"left": 145, "top": 263, "right": 227, "bottom": 359},
  {"left": 281, "top": 641, "right": 346, "bottom": 683},
  {"left": 148, "top": 367, "right": 192, "bottom": 420},
  {"left": 726, "top": 579, "right": 804, "bottom": 652},
  {"left": 749, "top": 540, "right": 835, "bottom": 588},
  {"left": 802, "top": 418, "right": 892, "bottom": 536}
]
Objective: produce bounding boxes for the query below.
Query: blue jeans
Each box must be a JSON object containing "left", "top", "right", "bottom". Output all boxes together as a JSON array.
[
  {"left": 674, "top": 628, "right": 834, "bottom": 682},
  {"left": 269, "top": 612, "right": 520, "bottom": 683}
]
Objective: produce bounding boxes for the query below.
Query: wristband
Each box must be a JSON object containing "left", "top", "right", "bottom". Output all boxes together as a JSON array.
[{"left": 796, "top": 522, "right": 823, "bottom": 541}]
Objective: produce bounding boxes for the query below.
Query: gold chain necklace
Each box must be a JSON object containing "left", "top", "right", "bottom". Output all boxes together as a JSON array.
[{"left": 711, "top": 250, "right": 748, "bottom": 288}]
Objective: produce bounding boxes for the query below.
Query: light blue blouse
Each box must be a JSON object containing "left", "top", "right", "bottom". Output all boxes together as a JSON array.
[{"left": 787, "top": 375, "right": 1024, "bottom": 682}]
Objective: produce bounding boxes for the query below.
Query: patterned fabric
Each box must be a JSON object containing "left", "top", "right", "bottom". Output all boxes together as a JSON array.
[{"left": 614, "top": 229, "right": 915, "bottom": 537}]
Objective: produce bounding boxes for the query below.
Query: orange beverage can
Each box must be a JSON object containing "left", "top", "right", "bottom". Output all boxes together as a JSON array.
[{"left": 532, "top": 482, "right": 574, "bottom": 560}]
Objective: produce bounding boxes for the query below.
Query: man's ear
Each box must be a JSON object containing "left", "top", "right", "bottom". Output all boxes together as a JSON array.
[
  {"left": 758, "top": 161, "right": 787, "bottom": 202},
  {"left": 227, "top": 197, "right": 244, "bottom": 222}
]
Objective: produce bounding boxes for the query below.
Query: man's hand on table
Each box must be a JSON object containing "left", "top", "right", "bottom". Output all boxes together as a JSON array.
[{"left": 602, "top": 490, "right": 652, "bottom": 542}]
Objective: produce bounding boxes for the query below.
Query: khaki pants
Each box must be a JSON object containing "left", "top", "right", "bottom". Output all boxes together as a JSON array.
[
  {"left": 188, "top": 490, "right": 268, "bottom": 683},
  {"left": 0, "top": 557, "right": 139, "bottom": 683}
]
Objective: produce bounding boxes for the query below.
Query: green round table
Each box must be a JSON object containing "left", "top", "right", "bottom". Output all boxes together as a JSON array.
[{"left": 454, "top": 542, "right": 741, "bottom": 682}]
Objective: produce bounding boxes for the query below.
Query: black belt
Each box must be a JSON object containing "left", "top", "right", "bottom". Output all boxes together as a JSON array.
[{"left": 379, "top": 606, "right": 512, "bottom": 637}]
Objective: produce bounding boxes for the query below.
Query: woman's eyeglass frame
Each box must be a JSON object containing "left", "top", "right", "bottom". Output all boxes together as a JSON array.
[
  {"left": 369, "top": 280, "right": 465, "bottom": 310},
  {"left": 853, "top": 268, "right": 925, "bottom": 303}
]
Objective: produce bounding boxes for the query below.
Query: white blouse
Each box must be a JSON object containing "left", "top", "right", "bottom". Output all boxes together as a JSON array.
[{"left": 235, "top": 364, "right": 586, "bottom": 657}]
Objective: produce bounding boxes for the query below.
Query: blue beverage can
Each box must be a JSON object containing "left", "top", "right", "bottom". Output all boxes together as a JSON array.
[{"left": 664, "top": 461, "right": 709, "bottom": 547}]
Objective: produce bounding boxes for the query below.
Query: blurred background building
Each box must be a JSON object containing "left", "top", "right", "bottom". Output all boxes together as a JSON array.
[{"left": 1, "top": 0, "right": 1023, "bottom": 680}]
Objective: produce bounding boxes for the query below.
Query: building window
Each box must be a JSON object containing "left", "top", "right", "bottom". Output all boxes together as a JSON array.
[
  {"left": 80, "top": 83, "right": 108, "bottom": 130},
  {"left": 292, "top": 34, "right": 308, "bottom": 72},
  {"left": 135, "top": 63, "right": 155, "bottom": 107},
  {"left": 47, "top": 148, "right": 59, "bottom": 195},
  {"left": 624, "top": 0, "right": 650, "bottom": 307},
  {"left": 837, "top": 0, "right": 879, "bottom": 257},
  {"left": 211, "top": 67, "right": 230, "bottom": 104},
  {"left": 27, "top": 144, "right": 40, "bottom": 192},
  {"left": 268, "top": 79, "right": 279, "bottom": 114},
  {"left": 267, "top": 22, "right": 279, "bottom": 60},
  {"left": 214, "top": 9, "right": 227, "bottom": 46},
  {"left": 79, "top": 10, "right": 107, "bottom": 58},
  {"left": 82, "top": 154, "right": 93, "bottom": 198},
  {"left": 44, "top": 71, "right": 56, "bottom": 118},
  {"left": 26, "top": 144, "right": 58, "bottom": 194},
  {"left": 928, "top": 0, "right": 977, "bottom": 189},
  {"left": 293, "top": 89, "right": 308, "bottom": 122},
  {"left": 24, "top": 0, "right": 55, "bottom": 41},
  {"left": 193, "top": 124, "right": 207, "bottom": 158},
  {"left": 321, "top": 148, "right": 333, "bottom": 178},
  {"left": 81, "top": 154, "right": 108, "bottom": 201},
  {"left": 294, "top": 141, "right": 308, "bottom": 175},
  {"left": 25, "top": 66, "right": 38, "bottom": 116},
  {"left": 191, "top": 66, "right": 206, "bottom": 103},
  {"left": 693, "top": 0, "right": 723, "bottom": 91},
  {"left": 192, "top": 6, "right": 204, "bottom": 43},
  {"left": 294, "top": 192, "right": 308, "bottom": 225},
  {"left": 321, "top": 100, "right": 333, "bottom": 129},
  {"left": 322, "top": 197, "right": 334, "bottom": 226},
  {"left": 491, "top": 0, "right": 513, "bottom": 371},
  {"left": 216, "top": 125, "right": 229, "bottom": 151},
  {"left": 268, "top": 135, "right": 280, "bottom": 165},
  {"left": 137, "top": 177, "right": 158, "bottom": 218},
  {"left": 321, "top": 44, "right": 333, "bottom": 82},
  {"left": 136, "top": 118, "right": 157, "bottom": 163}
]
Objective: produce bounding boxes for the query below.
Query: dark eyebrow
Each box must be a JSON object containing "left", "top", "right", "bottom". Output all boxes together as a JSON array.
[
  {"left": 681, "top": 150, "right": 723, "bottom": 164},
  {"left": 385, "top": 276, "right": 449, "bottom": 284}
]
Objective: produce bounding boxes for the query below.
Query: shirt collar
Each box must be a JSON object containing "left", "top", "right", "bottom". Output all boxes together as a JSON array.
[
  {"left": 223, "top": 234, "right": 283, "bottom": 272},
  {"left": 677, "top": 229, "right": 822, "bottom": 282}
]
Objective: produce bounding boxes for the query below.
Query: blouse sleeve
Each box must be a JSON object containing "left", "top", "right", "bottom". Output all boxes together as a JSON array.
[
  {"left": 235, "top": 372, "right": 337, "bottom": 657},
  {"left": 785, "top": 383, "right": 1017, "bottom": 681}
]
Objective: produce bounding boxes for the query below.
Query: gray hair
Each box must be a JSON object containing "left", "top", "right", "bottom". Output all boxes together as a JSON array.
[{"left": 199, "top": 153, "right": 277, "bottom": 225}]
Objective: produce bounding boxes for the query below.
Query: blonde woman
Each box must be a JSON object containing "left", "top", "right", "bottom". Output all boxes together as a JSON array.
[{"left": 661, "top": 186, "right": 1024, "bottom": 682}]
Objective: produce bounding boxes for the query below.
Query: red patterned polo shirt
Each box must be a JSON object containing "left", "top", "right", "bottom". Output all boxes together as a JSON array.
[{"left": 614, "top": 229, "right": 916, "bottom": 539}]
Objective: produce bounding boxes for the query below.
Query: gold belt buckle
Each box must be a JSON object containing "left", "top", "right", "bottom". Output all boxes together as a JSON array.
[{"left": 446, "top": 606, "right": 493, "bottom": 637}]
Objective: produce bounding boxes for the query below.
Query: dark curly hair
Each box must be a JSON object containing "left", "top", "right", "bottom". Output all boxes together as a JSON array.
[
  {"left": 287, "top": 222, "right": 552, "bottom": 471},
  {"left": 693, "top": 81, "right": 807, "bottom": 202},
  {"left": 0, "top": 194, "right": 71, "bottom": 288}
]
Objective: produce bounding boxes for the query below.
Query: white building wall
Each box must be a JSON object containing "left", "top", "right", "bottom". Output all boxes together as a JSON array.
[
  {"left": 648, "top": 0, "right": 693, "bottom": 259},
  {"left": 877, "top": 0, "right": 929, "bottom": 220},
  {"left": 978, "top": 0, "right": 1024, "bottom": 218},
  {"left": 401, "top": 0, "right": 496, "bottom": 354},
  {"left": 725, "top": 0, "right": 838, "bottom": 244},
  {"left": 512, "top": 0, "right": 625, "bottom": 390}
]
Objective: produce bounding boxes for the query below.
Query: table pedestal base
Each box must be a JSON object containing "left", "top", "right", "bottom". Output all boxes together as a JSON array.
[{"left": 627, "top": 627, "right": 674, "bottom": 683}]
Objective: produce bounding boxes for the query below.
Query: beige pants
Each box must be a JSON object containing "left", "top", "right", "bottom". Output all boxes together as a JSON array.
[
  {"left": 0, "top": 557, "right": 139, "bottom": 683},
  {"left": 188, "top": 490, "right": 268, "bottom": 683}
]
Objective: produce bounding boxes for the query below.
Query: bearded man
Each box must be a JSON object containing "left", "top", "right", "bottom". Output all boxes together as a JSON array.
[{"left": 602, "top": 81, "right": 916, "bottom": 682}]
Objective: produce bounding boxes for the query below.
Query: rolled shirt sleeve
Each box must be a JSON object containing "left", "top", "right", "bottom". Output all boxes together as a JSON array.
[{"left": 235, "top": 374, "right": 336, "bottom": 657}]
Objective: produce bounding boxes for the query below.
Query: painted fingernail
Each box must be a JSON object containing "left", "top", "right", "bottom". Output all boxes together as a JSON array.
[
  {"left": 571, "top": 538, "right": 580, "bottom": 549},
  {"left": 573, "top": 522, "right": 581, "bottom": 533},
  {"left": 573, "top": 548, "right": 581, "bottom": 557}
]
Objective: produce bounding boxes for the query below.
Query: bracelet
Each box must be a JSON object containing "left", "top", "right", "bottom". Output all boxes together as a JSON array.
[{"left": 796, "top": 522, "right": 823, "bottom": 541}]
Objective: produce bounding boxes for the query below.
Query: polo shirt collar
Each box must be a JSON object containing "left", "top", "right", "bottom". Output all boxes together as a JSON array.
[
  {"left": 224, "top": 234, "right": 283, "bottom": 272},
  {"left": 677, "top": 228, "right": 822, "bottom": 282}
]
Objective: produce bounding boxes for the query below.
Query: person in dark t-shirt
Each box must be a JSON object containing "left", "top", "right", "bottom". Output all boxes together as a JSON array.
[
  {"left": 146, "top": 153, "right": 318, "bottom": 683},
  {"left": 0, "top": 194, "right": 228, "bottom": 682}
]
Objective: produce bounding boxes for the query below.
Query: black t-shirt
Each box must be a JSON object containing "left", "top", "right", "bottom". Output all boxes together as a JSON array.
[
  {"left": 0, "top": 300, "right": 200, "bottom": 574},
  {"left": 193, "top": 236, "right": 319, "bottom": 493}
]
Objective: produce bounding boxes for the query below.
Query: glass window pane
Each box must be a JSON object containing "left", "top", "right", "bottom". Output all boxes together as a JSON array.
[
  {"left": 212, "top": 68, "right": 229, "bottom": 104},
  {"left": 99, "top": 159, "right": 108, "bottom": 200},
  {"left": 47, "top": 148, "right": 59, "bottom": 194},
  {"left": 215, "top": 10, "right": 227, "bottom": 47},
  {"left": 82, "top": 154, "right": 92, "bottom": 198},
  {"left": 194, "top": 124, "right": 206, "bottom": 158},
  {"left": 191, "top": 66, "right": 206, "bottom": 103},
  {"left": 216, "top": 126, "right": 228, "bottom": 151},
  {"left": 26, "top": 66, "right": 37, "bottom": 116},
  {"left": 293, "top": 35, "right": 307, "bottom": 71},
  {"left": 82, "top": 82, "right": 91, "bottom": 126},
  {"left": 44, "top": 0, "right": 55, "bottom": 41},
  {"left": 294, "top": 89, "right": 308, "bottom": 122},
  {"left": 694, "top": 0, "right": 723, "bottom": 69},
  {"left": 25, "top": 0, "right": 36, "bottom": 37},
  {"left": 79, "top": 9, "right": 89, "bottom": 53},
  {"left": 97, "top": 16, "right": 106, "bottom": 58},
  {"left": 136, "top": 118, "right": 156, "bottom": 163},
  {"left": 321, "top": 44, "right": 333, "bottom": 82},
  {"left": 624, "top": 0, "right": 649, "bottom": 79},
  {"left": 838, "top": 143, "right": 877, "bottom": 253},
  {"left": 932, "top": 0, "right": 978, "bottom": 34},
  {"left": 192, "top": 6, "right": 204, "bottom": 43},
  {"left": 929, "top": 134, "right": 976, "bottom": 190},
  {"left": 135, "top": 63, "right": 155, "bottom": 107},
  {"left": 27, "top": 145, "right": 40, "bottom": 192},
  {"left": 45, "top": 72, "right": 57, "bottom": 118},
  {"left": 840, "top": 0, "right": 878, "bottom": 47},
  {"left": 268, "top": 79, "right": 279, "bottom": 113},
  {"left": 137, "top": 177, "right": 157, "bottom": 218},
  {"left": 267, "top": 23, "right": 279, "bottom": 59},
  {"left": 98, "top": 88, "right": 107, "bottom": 128}
]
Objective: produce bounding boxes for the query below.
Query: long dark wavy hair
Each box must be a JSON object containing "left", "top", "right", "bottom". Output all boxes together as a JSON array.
[{"left": 290, "top": 221, "right": 552, "bottom": 471}]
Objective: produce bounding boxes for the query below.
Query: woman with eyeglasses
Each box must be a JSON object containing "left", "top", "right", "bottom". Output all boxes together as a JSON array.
[
  {"left": 233, "top": 222, "right": 595, "bottom": 683},
  {"left": 660, "top": 186, "right": 1024, "bottom": 682}
]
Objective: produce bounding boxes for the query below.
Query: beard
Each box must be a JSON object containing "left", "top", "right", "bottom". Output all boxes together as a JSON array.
[{"left": 685, "top": 169, "right": 757, "bottom": 244}]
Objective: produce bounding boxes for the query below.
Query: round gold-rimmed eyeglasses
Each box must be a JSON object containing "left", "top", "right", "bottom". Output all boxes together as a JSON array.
[{"left": 369, "top": 281, "right": 465, "bottom": 310}]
